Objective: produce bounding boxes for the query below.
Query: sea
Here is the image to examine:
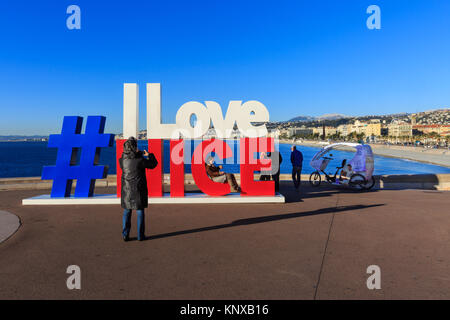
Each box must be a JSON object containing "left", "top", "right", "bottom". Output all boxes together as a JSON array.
[{"left": 1, "top": 141, "right": 449, "bottom": 179}]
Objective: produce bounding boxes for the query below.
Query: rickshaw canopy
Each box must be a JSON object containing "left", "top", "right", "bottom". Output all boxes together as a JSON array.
[{"left": 310, "top": 143, "right": 374, "bottom": 178}]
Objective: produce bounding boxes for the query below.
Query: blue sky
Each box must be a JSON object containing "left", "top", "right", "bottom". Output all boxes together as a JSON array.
[{"left": 0, "top": 0, "right": 449, "bottom": 135}]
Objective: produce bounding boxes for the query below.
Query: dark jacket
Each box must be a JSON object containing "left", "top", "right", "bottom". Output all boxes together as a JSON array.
[
  {"left": 206, "top": 164, "right": 222, "bottom": 178},
  {"left": 290, "top": 149, "right": 303, "bottom": 167},
  {"left": 119, "top": 151, "right": 158, "bottom": 210}
]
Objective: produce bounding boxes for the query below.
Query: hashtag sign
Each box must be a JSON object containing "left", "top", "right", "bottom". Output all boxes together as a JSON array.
[{"left": 42, "top": 116, "right": 114, "bottom": 197}]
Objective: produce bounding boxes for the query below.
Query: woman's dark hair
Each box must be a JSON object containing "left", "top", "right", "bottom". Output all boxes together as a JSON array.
[{"left": 124, "top": 137, "right": 138, "bottom": 154}]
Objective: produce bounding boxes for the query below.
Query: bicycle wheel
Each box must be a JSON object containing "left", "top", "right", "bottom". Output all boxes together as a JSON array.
[
  {"left": 349, "top": 173, "right": 366, "bottom": 190},
  {"left": 309, "top": 171, "right": 321, "bottom": 187},
  {"left": 362, "top": 176, "right": 376, "bottom": 190}
]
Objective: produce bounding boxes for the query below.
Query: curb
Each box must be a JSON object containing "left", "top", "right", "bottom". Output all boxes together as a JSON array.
[
  {"left": 0, "top": 210, "right": 21, "bottom": 244},
  {"left": 1, "top": 174, "right": 449, "bottom": 191}
]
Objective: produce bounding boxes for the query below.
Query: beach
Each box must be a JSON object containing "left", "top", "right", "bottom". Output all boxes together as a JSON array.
[{"left": 282, "top": 140, "right": 450, "bottom": 168}]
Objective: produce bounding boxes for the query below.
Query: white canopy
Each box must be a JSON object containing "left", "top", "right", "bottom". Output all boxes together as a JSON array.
[{"left": 310, "top": 143, "right": 374, "bottom": 178}]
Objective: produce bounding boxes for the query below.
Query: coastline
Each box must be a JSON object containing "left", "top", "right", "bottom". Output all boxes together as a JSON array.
[{"left": 280, "top": 139, "right": 450, "bottom": 168}]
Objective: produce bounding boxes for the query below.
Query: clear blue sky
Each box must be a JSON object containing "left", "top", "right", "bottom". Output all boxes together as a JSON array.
[{"left": 0, "top": 0, "right": 449, "bottom": 135}]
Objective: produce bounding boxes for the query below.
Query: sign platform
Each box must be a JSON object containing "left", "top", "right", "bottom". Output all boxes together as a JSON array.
[{"left": 22, "top": 193, "right": 285, "bottom": 205}]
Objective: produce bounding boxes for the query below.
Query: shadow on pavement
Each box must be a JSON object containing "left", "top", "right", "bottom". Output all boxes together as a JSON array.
[
  {"left": 145, "top": 203, "right": 385, "bottom": 241},
  {"left": 280, "top": 182, "right": 379, "bottom": 203}
]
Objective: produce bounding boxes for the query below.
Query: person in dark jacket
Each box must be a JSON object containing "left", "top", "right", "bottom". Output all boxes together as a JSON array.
[
  {"left": 119, "top": 137, "right": 158, "bottom": 241},
  {"left": 205, "top": 156, "right": 240, "bottom": 192},
  {"left": 269, "top": 150, "right": 283, "bottom": 192},
  {"left": 290, "top": 145, "right": 303, "bottom": 190}
]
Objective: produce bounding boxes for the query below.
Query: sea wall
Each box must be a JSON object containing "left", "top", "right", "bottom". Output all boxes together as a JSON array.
[{"left": 1, "top": 174, "right": 449, "bottom": 191}]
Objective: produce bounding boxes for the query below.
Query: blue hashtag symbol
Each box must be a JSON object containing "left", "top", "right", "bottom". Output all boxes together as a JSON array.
[{"left": 42, "top": 116, "right": 114, "bottom": 198}]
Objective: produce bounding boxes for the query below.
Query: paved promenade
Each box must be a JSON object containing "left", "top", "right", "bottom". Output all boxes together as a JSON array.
[{"left": 0, "top": 184, "right": 449, "bottom": 299}]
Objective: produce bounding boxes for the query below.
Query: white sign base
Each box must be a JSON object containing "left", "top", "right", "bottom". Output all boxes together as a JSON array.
[{"left": 22, "top": 193, "right": 285, "bottom": 205}]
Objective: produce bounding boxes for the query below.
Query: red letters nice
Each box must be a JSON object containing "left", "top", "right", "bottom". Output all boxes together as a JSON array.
[{"left": 116, "top": 83, "right": 276, "bottom": 198}]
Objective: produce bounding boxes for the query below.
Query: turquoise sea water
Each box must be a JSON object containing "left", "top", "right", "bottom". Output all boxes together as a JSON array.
[{"left": 0, "top": 141, "right": 449, "bottom": 178}]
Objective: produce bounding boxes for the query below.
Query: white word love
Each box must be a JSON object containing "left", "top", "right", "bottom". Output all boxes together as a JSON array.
[{"left": 123, "top": 83, "right": 269, "bottom": 140}]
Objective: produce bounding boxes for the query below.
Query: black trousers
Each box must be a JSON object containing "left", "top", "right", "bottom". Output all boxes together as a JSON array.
[
  {"left": 292, "top": 166, "right": 302, "bottom": 189},
  {"left": 272, "top": 171, "right": 280, "bottom": 192}
]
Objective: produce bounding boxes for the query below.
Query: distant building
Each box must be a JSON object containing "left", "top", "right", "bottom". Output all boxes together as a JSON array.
[
  {"left": 313, "top": 126, "right": 336, "bottom": 137},
  {"left": 411, "top": 114, "right": 417, "bottom": 126},
  {"left": 364, "top": 119, "right": 381, "bottom": 137},
  {"left": 325, "top": 126, "right": 337, "bottom": 136},
  {"left": 336, "top": 119, "right": 381, "bottom": 137},
  {"left": 288, "top": 126, "right": 313, "bottom": 137},
  {"left": 387, "top": 120, "right": 412, "bottom": 137},
  {"left": 279, "top": 128, "right": 290, "bottom": 137},
  {"left": 267, "top": 129, "right": 280, "bottom": 138},
  {"left": 337, "top": 124, "right": 350, "bottom": 136},
  {"left": 350, "top": 120, "right": 366, "bottom": 135},
  {"left": 413, "top": 124, "right": 450, "bottom": 137}
]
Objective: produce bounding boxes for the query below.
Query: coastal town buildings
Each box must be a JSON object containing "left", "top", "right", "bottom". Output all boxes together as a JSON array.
[
  {"left": 286, "top": 119, "right": 384, "bottom": 139},
  {"left": 112, "top": 110, "right": 448, "bottom": 146}
]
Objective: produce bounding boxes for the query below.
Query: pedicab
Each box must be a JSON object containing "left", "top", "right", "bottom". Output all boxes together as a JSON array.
[{"left": 309, "top": 143, "right": 376, "bottom": 190}]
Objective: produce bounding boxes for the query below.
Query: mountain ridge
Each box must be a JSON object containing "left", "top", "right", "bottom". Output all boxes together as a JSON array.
[{"left": 288, "top": 113, "right": 351, "bottom": 122}]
